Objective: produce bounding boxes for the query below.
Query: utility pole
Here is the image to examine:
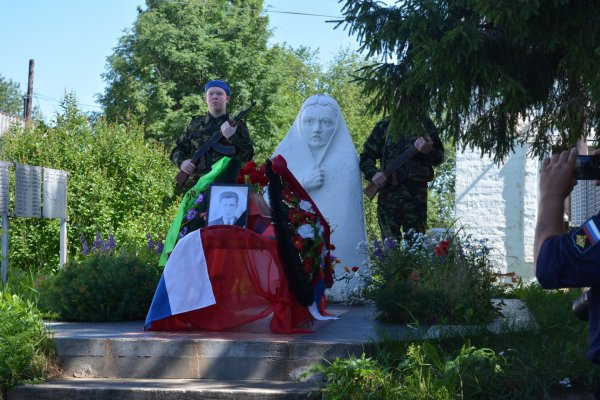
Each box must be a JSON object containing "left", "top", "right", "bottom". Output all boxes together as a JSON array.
[{"left": 23, "top": 59, "right": 34, "bottom": 121}]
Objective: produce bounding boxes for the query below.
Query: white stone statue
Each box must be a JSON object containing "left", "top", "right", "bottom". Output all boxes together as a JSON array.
[{"left": 272, "top": 94, "right": 368, "bottom": 301}]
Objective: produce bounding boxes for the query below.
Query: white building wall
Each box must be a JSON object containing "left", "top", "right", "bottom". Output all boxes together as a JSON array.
[{"left": 455, "top": 144, "right": 539, "bottom": 281}]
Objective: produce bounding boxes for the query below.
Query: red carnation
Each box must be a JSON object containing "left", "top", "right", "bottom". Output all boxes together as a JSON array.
[
  {"left": 259, "top": 175, "right": 269, "bottom": 186},
  {"left": 289, "top": 210, "right": 303, "bottom": 223},
  {"left": 249, "top": 171, "right": 261, "bottom": 184},
  {"left": 302, "top": 211, "right": 315, "bottom": 222},
  {"left": 435, "top": 240, "right": 450, "bottom": 257},
  {"left": 351, "top": 266, "right": 359, "bottom": 272},
  {"left": 292, "top": 235, "right": 304, "bottom": 250}
]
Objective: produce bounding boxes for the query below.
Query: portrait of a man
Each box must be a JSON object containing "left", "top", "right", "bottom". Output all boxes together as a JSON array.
[{"left": 207, "top": 184, "right": 249, "bottom": 227}]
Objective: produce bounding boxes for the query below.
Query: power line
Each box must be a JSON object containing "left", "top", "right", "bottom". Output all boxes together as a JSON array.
[
  {"left": 142, "top": 0, "right": 346, "bottom": 19},
  {"left": 33, "top": 93, "right": 102, "bottom": 112},
  {"left": 264, "top": 10, "right": 342, "bottom": 19}
]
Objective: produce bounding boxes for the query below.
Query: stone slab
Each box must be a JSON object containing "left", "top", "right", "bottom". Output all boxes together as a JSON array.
[
  {"left": 44, "top": 303, "right": 535, "bottom": 380},
  {"left": 7, "top": 378, "right": 322, "bottom": 400}
]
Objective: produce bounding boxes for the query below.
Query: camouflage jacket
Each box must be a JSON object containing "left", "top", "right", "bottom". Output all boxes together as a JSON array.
[
  {"left": 170, "top": 112, "right": 254, "bottom": 182},
  {"left": 360, "top": 117, "right": 444, "bottom": 186}
]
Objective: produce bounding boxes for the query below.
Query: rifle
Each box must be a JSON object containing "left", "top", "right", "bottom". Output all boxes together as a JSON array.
[
  {"left": 175, "top": 101, "right": 256, "bottom": 186},
  {"left": 363, "top": 145, "right": 418, "bottom": 200}
]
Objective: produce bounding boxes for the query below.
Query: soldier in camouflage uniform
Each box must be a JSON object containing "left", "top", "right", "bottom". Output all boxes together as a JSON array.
[
  {"left": 360, "top": 117, "right": 444, "bottom": 239},
  {"left": 170, "top": 80, "right": 254, "bottom": 191}
]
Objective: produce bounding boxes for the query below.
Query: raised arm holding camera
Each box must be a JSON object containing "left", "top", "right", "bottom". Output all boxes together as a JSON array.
[{"left": 534, "top": 147, "right": 600, "bottom": 395}]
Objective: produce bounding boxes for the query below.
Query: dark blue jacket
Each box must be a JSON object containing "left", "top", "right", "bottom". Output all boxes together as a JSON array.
[{"left": 536, "top": 214, "right": 600, "bottom": 363}]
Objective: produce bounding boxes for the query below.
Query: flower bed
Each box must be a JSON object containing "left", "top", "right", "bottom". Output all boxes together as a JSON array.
[{"left": 362, "top": 230, "right": 502, "bottom": 325}]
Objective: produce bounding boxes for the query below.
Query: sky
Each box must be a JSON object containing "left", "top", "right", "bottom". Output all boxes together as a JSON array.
[{"left": 0, "top": 0, "right": 367, "bottom": 120}]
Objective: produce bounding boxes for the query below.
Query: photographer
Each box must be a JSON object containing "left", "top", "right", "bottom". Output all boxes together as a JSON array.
[{"left": 534, "top": 148, "right": 600, "bottom": 396}]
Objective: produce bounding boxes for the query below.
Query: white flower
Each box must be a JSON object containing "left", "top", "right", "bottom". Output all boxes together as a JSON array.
[
  {"left": 558, "top": 378, "right": 572, "bottom": 388},
  {"left": 316, "top": 221, "right": 324, "bottom": 235},
  {"left": 299, "top": 200, "right": 314, "bottom": 213},
  {"left": 297, "top": 224, "right": 315, "bottom": 239}
]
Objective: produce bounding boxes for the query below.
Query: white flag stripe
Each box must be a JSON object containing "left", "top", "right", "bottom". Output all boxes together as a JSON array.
[
  {"left": 588, "top": 219, "right": 600, "bottom": 241},
  {"left": 163, "top": 230, "right": 216, "bottom": 315}
]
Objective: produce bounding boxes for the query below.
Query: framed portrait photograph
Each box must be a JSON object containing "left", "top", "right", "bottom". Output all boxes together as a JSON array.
[{"left": 207, "top": 184, "right": 250, "bottom": 228}]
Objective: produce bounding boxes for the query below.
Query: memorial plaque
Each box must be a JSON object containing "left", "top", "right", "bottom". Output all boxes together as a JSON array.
[
  {"left": 43, "top": 168, "right": 67, "bottom": 219},
  {"left": 15, "top": 164, "right": 42, "bottom": 218},
  {"left": 0, "top": 161, "right": 9, "bottom": 214}
]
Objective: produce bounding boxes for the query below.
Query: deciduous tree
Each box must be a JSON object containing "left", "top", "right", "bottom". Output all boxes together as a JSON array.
[
  {"left": 100, "top": 0, "right": 273, "bottom": 147},
  {"left": 0, "top": 75, "right": 23, "bottom": 116}
]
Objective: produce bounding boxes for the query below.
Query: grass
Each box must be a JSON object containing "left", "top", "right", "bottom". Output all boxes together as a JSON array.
[
  {"left": 5, "top": 266, "right": 600, "bottom": 398},
  {"left": 317, "top": 284, "right": 600, "bottom": 399},
  {"left": 0, "top": 278, "right": 57, "bottom": 399}
]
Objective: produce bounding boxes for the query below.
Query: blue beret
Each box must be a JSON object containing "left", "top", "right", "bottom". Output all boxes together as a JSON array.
[{"left": 204, "top": 80, "right": 231, "bottom": 96}]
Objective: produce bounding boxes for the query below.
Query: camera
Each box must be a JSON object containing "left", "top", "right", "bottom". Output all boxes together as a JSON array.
[
  {"left": 573, "top": 155, "right": 600, "bottom": 180},
  {"left": 572, "top": 289, "right": 590, "bottom": 321}
]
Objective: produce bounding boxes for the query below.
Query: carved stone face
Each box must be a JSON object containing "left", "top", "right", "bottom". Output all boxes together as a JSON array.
[{"left": 299, "top": 105, "right": 337, "bottom": 149}]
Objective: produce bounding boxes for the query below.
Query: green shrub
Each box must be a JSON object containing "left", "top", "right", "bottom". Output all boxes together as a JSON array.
[
  {"left": 37, "top": 250, "right": 162, "bottom": 322},
  {"left": 0, "top": 290, "right": 55, "bottom": 395},
  {"left": 314, "top": 354, "right": 400, "bottom": 400},
  {"left": 363, "top": 230, "right": 501, "bottom": 325},
  {"left": 316, "top": 343, "right": 506, "bottom": 400},
  {"left": 0, "top": 94, "right": 177, "bottom": 274}
]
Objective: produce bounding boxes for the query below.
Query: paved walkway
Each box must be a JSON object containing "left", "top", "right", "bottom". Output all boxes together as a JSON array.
[
  {"left": 46, "top": 304, "right": 419, "bottom": 344},
  {"left": 46, "top": 299, "right": 538, "bottom": 344}
]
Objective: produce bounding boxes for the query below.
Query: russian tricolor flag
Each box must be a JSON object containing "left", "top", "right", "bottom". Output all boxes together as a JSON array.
[
  {"left": 145, "top": 230, "right": 216, "bottom": 330},
  {"left": 583, "top": 218, "right": 600, "bottom": 245}
]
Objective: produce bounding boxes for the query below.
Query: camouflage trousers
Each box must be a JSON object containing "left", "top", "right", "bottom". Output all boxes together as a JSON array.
[{"left": 376, "top": 180, "right": 428, "bottom": 240}]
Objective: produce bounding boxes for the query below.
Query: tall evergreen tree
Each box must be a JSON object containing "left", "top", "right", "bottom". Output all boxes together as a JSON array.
[{"left": 340, "top": 0, "right": 600, "bottom": 160}]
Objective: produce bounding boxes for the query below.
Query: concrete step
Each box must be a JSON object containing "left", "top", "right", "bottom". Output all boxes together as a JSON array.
[
  {"left": 7, "top": 303, "right": 535, "bottom": 400},
  {"left": 47, "top": 306, "right": 388, "bottom": 381},
  {"left": 54, "top": 335, "right": 364, "bottom": 380},
  {"left": 7, "top": 378, "right": 322, "bottom": 400}
]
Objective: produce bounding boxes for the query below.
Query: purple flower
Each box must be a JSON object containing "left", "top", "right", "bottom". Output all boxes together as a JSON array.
[
  {"left": 82, "top": 240, "right": 89, "bottom": 255},
  {"left": 185, "top": 208, "right": 198, "bottom": 221},
  {"left": 194, "top": 194, "right": 204, "bottom": 205},
  {"left": 372, "top": 240, "right": 383, "bottom": 260},
  {"left": 384, "top": 237, "right": 398, "bottom": 251},
  {"left": 146, "top": 236, "right": 154, "bottom": 251},
  {"left": 92, "top": 232, "right": 104, "bottom": 253},
  {"left": 156, "top": 241, "right": 164, "bottom": 255},
  {"left": 178, "top": 225, "right": 188, "bottom": 239},
  {"left": 104, "top": 234, "right": 117, "bottom": 253}
]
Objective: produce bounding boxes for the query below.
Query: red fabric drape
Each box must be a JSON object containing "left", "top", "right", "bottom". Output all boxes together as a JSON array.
[{"left": 147, "top": 194, "right": 314, "bottom": 334}]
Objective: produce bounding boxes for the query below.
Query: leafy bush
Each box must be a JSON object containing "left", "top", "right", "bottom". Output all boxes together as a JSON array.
[
  {"left": 314, "top": 354, "right": 400, "bottom": 400},
  {"left": 362, "top": 230, "right": 501, "bottom": 325},
  {"left": 316, "top": 343, "right": 506, "bottom": 400},
  {"left": 0, "top": 290, "right": 55, "bottom": 395},
  {"left": 317, "top": 284, "right": 600, "bottom": 399},
  {"left": 37, "top": 248, "right": 162, "bottom": 322},
  {"left": 0, "top": 94, "right": 177, "bottom": 274}
]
